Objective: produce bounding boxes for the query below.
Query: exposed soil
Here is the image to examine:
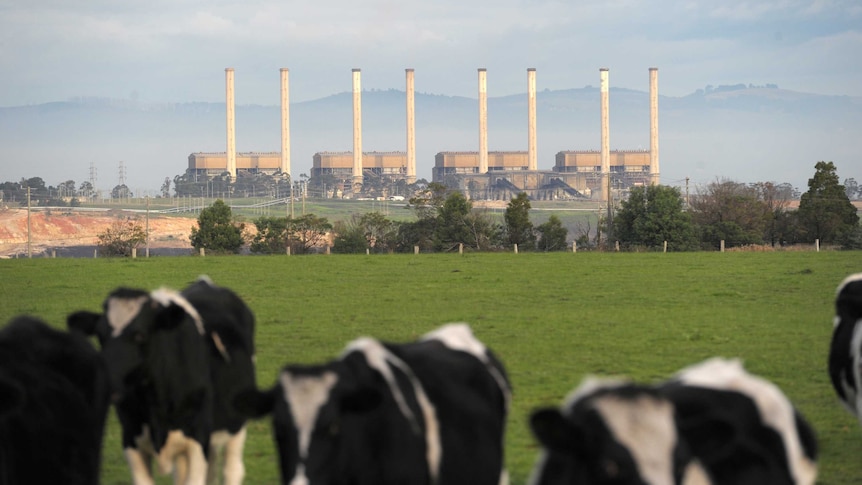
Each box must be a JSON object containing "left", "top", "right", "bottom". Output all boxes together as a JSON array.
[{"left": 0, "top": 208, "right": 196, "bottom": 258}]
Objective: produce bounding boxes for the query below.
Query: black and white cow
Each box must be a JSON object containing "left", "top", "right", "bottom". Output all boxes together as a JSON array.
[
  {"left": 0, "top": 315, "right": 111, "bottom": 485},
  {"left": 67, "top": 277, "right": 256, "bottom": 485},
  {"left": 236, "top": 322, "right": 511, "bottom": 485},
  {"left": 529, "top": 358, "right": 818, "bottom": 485},
  {"left": 829, "top": 272, "right": 862, "bottom": 424}
]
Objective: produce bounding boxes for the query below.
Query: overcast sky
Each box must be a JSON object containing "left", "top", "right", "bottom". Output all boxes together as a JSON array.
[{"left": 2, "top": 0, "right": 861, "bottom": 106}]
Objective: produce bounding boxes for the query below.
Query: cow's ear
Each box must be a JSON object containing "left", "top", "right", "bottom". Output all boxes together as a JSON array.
[
  {"left": 234, "top": 387, "right": 277, "bottom": 418},
  {"left": 340, "top": 387, "right": 382, "bottom": 414},
  {"left": 530, "top": 408, "right": 579, "bottom": 452},
  {"left": 67, "top": 311, "right": 101, "bottom": 336},
  {"left": 0, "top": 376, "right": 24, "bottom": 417}
]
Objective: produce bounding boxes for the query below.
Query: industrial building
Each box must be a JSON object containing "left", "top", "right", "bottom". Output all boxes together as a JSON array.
[
  {"left": 187, "top": 152, "right": 282, "bottom": 180},
  {"left": 203, "top": 66, "right": 660, "bottom": 202}
]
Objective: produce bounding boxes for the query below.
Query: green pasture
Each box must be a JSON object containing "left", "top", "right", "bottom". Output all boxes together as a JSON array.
[{"left": 1, "top": 251, "right": 860, "bottom": 484}]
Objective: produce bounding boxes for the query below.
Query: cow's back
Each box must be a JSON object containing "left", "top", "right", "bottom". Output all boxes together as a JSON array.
[
  {"left": 0, "top": 316, "right": 110, "bottom": 485},
  {"left": 387, "top": 334, "right": 509, "bottom": 485}
]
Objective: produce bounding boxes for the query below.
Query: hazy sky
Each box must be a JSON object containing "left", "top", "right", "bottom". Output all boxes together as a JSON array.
[{"left": 2, "top": 0, "right": 861, "bottom": 106}]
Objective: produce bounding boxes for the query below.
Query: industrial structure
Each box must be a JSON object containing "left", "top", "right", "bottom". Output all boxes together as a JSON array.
[{"left": 189, "top": 66, "right": 660, "bottom": 202}]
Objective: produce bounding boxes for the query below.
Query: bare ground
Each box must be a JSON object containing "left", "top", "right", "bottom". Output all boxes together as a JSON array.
[{"left": 0, "top": 208, "right": 196, "bottom": 258}]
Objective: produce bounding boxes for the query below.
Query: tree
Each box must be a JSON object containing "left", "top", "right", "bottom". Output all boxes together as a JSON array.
[
  {"left": 79, "top": 181, "right": 95, "bottom": 199},
  {"left": 845, "top": 178, "right": 859, "bottom": 200},
  {"left": 97, "top": 219, "right": 147, "bottom": 257},
  {"left": 286, "top": 214, "right": 332, "bottom": 254},
  {"left": 689, "top": 179, "right": 767, "bottom": 247},
  {"left": 190, "top": 199, "right": 245, "bottom": 253},
  {"left": 111, "top": 184, "right": 132, "bottom": 199},
  {"left": 249, "top": 217, "right": 289, "bottom": 254},
  {"left": 332, "top": 219, "right": 369, "bottom": 254},
  {"left": 332, "top": 212, "right": 397, "bottom": 254},
  {"left": 161, "top": 178, "right": 172, "bottom": 198},
  {"left": 504, "top": 193, "right": 535, "bottom": 250},
  {"left": 536, "top": 215, "right": 568, "bottom": 251},
  {"left": 58, "top": 180, "right": 76, "bottom": 199},
  {"left": 434, "top": 192, "right": 473, "bottom": 251},
  {"left": 797, "top": 161, "right": 859, "bottom": 244},
  {"left": 613, "top": 185, "right": 697, "bottom": 251}
]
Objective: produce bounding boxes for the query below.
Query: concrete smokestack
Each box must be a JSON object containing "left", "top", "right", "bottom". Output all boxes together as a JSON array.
[
  {"left": 406, "top": 69, "right": 416, "bottom": 184},
  {"left": 280, "top": 68, "right": 291, "bottom": 178},
  {"left": 527, "top": 68, "right": 537, "bottom": 171},
  {"left": 478, "top": 68, "right": 488, "bottom": 174},
  {"left": 600, "top": 68, "right": 610, "bottom": 204},
  {"left": 352, "top": 68, "right": 363, "bottom": 189},
  {"left": 225, "top": 68, "right": 236, "bottom": 181},
  {"left": 649, "top": 67, "right": 659, "bottom": 185}
]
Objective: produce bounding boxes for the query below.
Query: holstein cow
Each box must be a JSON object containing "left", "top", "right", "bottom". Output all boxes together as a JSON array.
[
  {"left": 0, "top": 315, "right": 111, "bottom": 485},
  {"left": 529, "top": 358, "right": 817, "bottom": 485},
  {"left": 67, "top": 277, "right": 256, "bottom": 485},
  {"left": 236, "top": 323, "right": 511, "bottom": 485},
  {"left": 829, "top": 273, "right": 862, "bottom": 425}
]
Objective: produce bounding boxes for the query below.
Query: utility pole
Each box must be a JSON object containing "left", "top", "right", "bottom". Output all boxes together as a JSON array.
[
  {"left": 145, "top": 196, "right": 150, "bottom": 258},
  {"left": 26, "top": 187, "right": 31, "bottom": 258},
  {"left": 685, "top": 177, "right": 690, "bottom": 208}
]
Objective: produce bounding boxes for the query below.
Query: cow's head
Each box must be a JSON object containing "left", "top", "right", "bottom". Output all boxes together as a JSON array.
[
  {"left": 235, "top": 359, "right": 382, "bottom": 485},
  {"left": 67, "top": 287, "right": 205, "bottom": 406},
  {"left": 529, "top": 379, "right": 709, "bottom": 485}
]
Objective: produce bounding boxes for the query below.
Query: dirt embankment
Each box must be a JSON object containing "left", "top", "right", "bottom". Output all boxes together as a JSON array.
[{"left": 0, "top": 208, "right": 196, "bottom": 257}]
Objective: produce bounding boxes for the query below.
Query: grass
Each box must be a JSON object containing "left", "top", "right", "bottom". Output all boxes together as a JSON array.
[{"left": 1, "top": 251, "right": 860, "bottom": 484}]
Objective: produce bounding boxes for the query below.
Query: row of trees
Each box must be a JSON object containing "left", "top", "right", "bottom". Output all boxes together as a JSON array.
[
  {"left": 181, "top": 184, "right": 570, "bottom": 255},
  {"left": 612, "top": 162, "right": 860, "bottom": 250}
]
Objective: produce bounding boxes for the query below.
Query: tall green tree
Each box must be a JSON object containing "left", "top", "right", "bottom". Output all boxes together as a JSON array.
[
  {"left": 287, "top": 213, "right": 333, "bottom": 254},
  {"left": 250, "top": 217, "right": 289, "bottom": 254},
  {"left": 190, "top": 199, "right": 245, "bottom": 253},
  {"left": 689, "top": 179, "right": 767, "bottom": 247},
  {"left": 96, "top": 219, "right": 147, "bottom": 257},
  {"left": 504, "top": 193, "right": 535, "bottom": 250},
  {"left": 797, "top": 161, "right": 859, "bottom": 244},
  {"left": 434, "top": 192, "right": 473, "bottom": 251},
  {"left": 536, "top": 215, "right": 568, "bottom": 251},
  {"left": 613, "top": 185, "right": 697, "bottom": 251}
]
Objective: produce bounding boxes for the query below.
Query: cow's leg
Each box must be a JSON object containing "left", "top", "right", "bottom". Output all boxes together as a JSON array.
[
  {"left": 174, "top": 453, "right": 189, "bottom": 485},
  {"left": 184, "top": 439, "right": 209, "bottom": 485},
  {"left": 124, "top": 447, "right": 156, "bottom": 485},
  {"left": 222, "top": 426, "right": 248, "bottom": 485}
]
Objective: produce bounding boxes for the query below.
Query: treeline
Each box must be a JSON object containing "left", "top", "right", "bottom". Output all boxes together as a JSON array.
[{"left": 613, "top": 162, "right": 860, "bottom": 251}]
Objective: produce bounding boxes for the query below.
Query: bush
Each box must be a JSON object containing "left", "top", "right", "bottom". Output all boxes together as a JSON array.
[{"left": 96, "top": 219, "right": 146, "bottom": 257}]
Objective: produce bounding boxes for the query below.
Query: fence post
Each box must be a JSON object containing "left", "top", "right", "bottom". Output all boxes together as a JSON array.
[
  {"left": 414, "top": 245, "right": 419, "bottom": 255},
  {"left": 200, "top": 248, "right": 205, "bottom": 257},
  {"left": 720, "top": 240, "right": 725, "bottom": 252},
  {"left": 573, "top": 241, "right": 577, "bottom": 253},
  {"left": 366, "top": 248, "right": 370, "bottom": 255},
  {"left": 615, "top": 241, "right": 620, "bottom": 252},
  {"left": 514, "top": 244, "right": 518, "bottom": 254},
  {"left": 459, "top": 243, "right": 463, "bottom": 255},
  {"left": 51, "top": 249, "right": 56, "bottom": 258},
  {"left": 663, "top": 241, "right": 667, "bottom": 253},
  {"left": 132, "top": 248, "right": 137, "bottom": 258},
  {"left": 815, "top": 239, "right": 820, "bottom": 252},
  {"left": 326, "top": 246, "right": 331, "bottom": 255}
]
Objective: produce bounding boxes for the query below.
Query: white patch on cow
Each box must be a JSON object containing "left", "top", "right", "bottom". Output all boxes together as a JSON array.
[
  {"left": 343, "top": 337, "right": 442, "bottom": 483},
  {"left": 155, "top": 429, "right": 208, "bottom": 485},
  {"left": 281, "top": 371, "right": 338, "bottom": 462},
  {"left": 422, "top": 323, "right": 512, "bottom": 410},
  {"left": 526, "top": 452, "right": 549, "bottom": 485},
  {"left": 681, "top": 459, "right": 713, "bottom": 485},
  {"left": 563, "top": 376, "right": 630, "bottom": 409},
  {"left": 836, "top": 273, "right": 862, "bottom": 297},
  {"left": 196, "top": 274, "right": 215, "bottom": 287},
  {"left": 209, "top": 427, "right": 247, "bottom": 485},
  {"left": 150, "top": 288, "right": 205, "bottom": 336},
  {"left": 849, "top": 321, "right": 862, "bottom": 419},
  {"left": 211, "top": 332, "right": 231, "bottom": 362},
  {"left": 290, "top": 464, "right": 310, "bottom": 485},
  {"left": 593, "top": 393, "right": 678, "bottom": 485},
  {"left": 124, "top": 447, "right": 155, "bottom": 485},
  {"left": 107, "top": 295, "right": 149, "bottom": 337},
  {"left": 674, "top": 357, "right": 816, "bottom": 485}
]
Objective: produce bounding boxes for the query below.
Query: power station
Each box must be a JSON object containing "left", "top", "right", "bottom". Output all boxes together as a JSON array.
[{"left": 186, "top": 66, "right": 661, "bottom": 202}]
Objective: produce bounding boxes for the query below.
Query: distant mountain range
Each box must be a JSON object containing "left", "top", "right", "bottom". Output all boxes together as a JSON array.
[{"left": 1, "top": 85, "right": 859, "bottom": 194}]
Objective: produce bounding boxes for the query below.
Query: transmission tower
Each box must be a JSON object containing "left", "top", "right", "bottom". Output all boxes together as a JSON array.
[{"left": 88, "top": 162, "right": 98, "bottom": 199}]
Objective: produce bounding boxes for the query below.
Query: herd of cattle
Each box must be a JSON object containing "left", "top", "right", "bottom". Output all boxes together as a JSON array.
[{"left": 1, "top": 272, "right": 861, "bottom": 484}]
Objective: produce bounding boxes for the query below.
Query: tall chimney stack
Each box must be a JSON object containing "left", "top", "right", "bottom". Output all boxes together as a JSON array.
[
  {"left": 280, "top": 68, "right": 291, "bottom": 179},
  {"left": 527, "top": 68, "right": 537, "bottom": 171},
  {"left": 406, "top": 69, "right": 416, "bottom": 184},
  {"left": 600, "top": 68, "right": 610, "bottom": 204},
  {"left": 225, "top": 68, "right": 236, "bottom": 181},
  {"left": 649, "top": 67, "right": 660, "bottom": 185},
  {"left": 352, "top": 68, "right": 363, "bottom": 190},
  {"left": 478, "top": 68, "right": 488, "bottom": 174}
]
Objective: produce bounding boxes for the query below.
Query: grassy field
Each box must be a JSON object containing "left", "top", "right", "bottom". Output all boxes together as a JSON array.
[{"left": 1, "top": 251, "right": 860, "bottom": 484}]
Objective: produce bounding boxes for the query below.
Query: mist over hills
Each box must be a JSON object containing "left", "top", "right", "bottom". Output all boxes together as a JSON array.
[{"left": 1, "top": 84, "right": 859, "bottom": 196}]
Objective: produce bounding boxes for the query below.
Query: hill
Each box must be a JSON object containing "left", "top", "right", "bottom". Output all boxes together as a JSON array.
[{"left": 1, "top": 84, "right": 860, "bottom": 195}]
